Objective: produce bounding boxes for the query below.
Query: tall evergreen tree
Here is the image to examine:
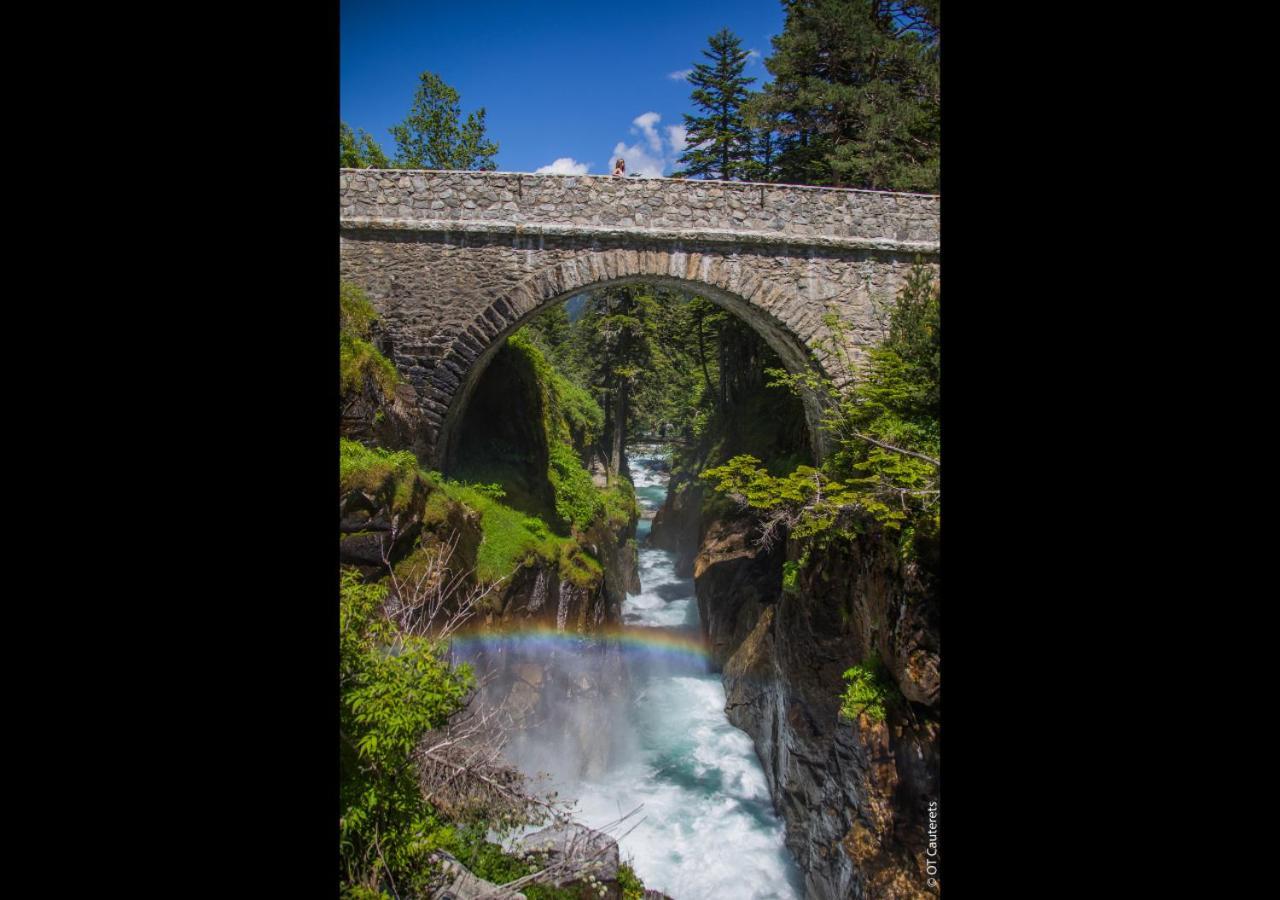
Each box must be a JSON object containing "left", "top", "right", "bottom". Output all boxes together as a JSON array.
[
  {"left": 742, "top": 110, "right": 782, "bottom": 182},
  {"left": 749, "top": 0, "right": 940, "bottom": 191},
  {"left": 389, "top": 72, "right": 498, "bottom": 170},
  {"left": 674, "top": 29, "right": 756, "bottom": 181}
]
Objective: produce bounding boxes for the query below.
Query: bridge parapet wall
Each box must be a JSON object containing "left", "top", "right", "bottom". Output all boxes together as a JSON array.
[{"left": 339, "top": 170, "right": 938, "bottom": 245}]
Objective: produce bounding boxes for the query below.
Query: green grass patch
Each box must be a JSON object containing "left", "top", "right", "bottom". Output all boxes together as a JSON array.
[
  {"left": 341, "top": 333, "right": 399, "bottom": 401},
  {"left": 507, "top": 331, "right": 604, "bottom": 448},
  {"left": 340, "top": 282, "right": 400, "bottom": 402},
  {"left": 340, "top": 281, "right": 379, "bottom": 339},
  {"left": 547, "top": 442, "right": 603, "bottom": 533},
  {"left": 438, "top": 480, "right": 575, "bottom": 587},
  {"left": 559, "top": 546, "right": 604, "bottom": 591},
  {"left": 340, "top": 439, "right": 425, "bottom": 514},
  {"left": 617, "top": 862, "right": 646, "bottom": 900},
  {"left": 600, "top": 476, "right": 638, "bottom": 531}
]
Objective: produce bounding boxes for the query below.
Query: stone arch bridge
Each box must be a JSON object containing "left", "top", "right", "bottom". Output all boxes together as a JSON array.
[{"left": 340, "top": 169, "right": 939, "bottom": 467}]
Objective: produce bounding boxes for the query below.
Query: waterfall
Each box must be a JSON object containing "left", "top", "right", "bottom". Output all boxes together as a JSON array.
[
  {"left": 527, "top": 569, "right": 547, "bottom": 613},
  {"left": 556, "top": 580, "right": 571, "bottom": 632}
]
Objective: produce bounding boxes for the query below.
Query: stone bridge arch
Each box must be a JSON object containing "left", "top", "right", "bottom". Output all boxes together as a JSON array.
[{"left": 340, "top": 170, "right": 940, "bottom": 467}]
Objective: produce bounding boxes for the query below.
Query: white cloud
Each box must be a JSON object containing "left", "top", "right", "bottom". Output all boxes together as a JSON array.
[
  {"left": 611, "top": 140, "right": 666, "bottom": 178},
  {"left": 631, "top": 112, "right": 663, "bottom": 154},
  {"left": 747, "top": 48, "right": 762, "bottom": 63},
  {"left": 667, "top": 69, "right": 692, "bottom": 81},
  {"left": 666, "top": 124, "right": 688, "bottom": 156},
  {"left": 610, "top": 112, "right": 698, "bottom": 177},
  {"left": 535, "top": 157, "right": 590, "bottom": 175}
]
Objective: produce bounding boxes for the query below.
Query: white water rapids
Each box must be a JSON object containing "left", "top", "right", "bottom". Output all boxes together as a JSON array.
[
  {"left": 560, "top": 449, "right": 802, "bottom": 898},
  {"left": 451, "top": 447, "right": 803, "bottom": 897}
]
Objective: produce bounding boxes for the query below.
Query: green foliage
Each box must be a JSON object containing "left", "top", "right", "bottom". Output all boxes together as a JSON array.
[
  {"left": 340, "top": 282, "right": 399, "bottom": 401},
  {"left": 341, "top": 334, "right": 400, "bottom": 401},
  {"left": 437, "top": 479, "right": 572, "bottom": 587},
  {"left": 390, "top": 71, "right": 498, "bottom": 170},
  {"left": 703, "top": 456, "right": 903, "bottom": 540},
  {"left": 600, "top": 477, "right": 638, "bottom": 531},
  {"left": 521, "top": 516, "right": 550, "bottom": 540},
  {"left": 339, "top": 439, "right": 424, "bottom": 513},
  {"left": 341, "top": 282, "right": 379, "bottom": 339},
  {"left": 467, "top": 483, "right": 507, "bottom": 501},
  {"left": 542, "top": 285, "right": 726, "bottom": 447},
  {"left": 781, "top": 560, "right": 800, "bottom": 593},
  {"left": 430, "top": 829, "right": 589, "bottom": 897},
  {"left": 339, "top": 569, "right": 474, "bottom": 895},
  {"left": 674, "top": 28, "right": 757, "bottom": 181},
  {"left": 547, "top": 442, "right": 604, "bottom": 533},
  {"left": 341, "top": 121, "right": 390, "bottom": 169},
  {"left": 507, "top": 331, "right": 605, "bottom": 450},
  {"left": 559, "top": 545, "right": 604, "bottom": 591},
  {"left": 838, "top": 654, "right": 900, "bottom": 724},
  {"left": 617, "top": 862, "right": 646, "bottom": 900},
  {"left": 748, "top": 0, "right": 940, "bottom": 191},
  {"left": 700, "top": 265, "right": 939, "bottom": 549}
]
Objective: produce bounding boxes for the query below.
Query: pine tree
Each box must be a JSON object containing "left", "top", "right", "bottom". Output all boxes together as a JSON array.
[
  {"left": 742, "top": 111, "right": 781, "bottom": 182},
  {"left": 674, "top": 29, "right": 756, "bottom": 181},
  {"left": 749, "top": 0, "right": 940, "bottom": 191},
  {"left": 389, "top": 72, "right": 498, "bottom": 170}
]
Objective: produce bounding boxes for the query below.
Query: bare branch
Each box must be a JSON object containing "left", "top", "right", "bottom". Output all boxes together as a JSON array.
[{"left": 848, "top": 430, "right": 940, "bottom": 467}]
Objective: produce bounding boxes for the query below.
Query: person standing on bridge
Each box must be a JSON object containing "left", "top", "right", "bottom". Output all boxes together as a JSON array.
[{"left": 612, "top": 157, "right": 626, "bottom": 177}]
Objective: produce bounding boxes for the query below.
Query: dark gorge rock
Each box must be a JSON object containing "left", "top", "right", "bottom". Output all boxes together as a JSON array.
[
  {"left": 647, "top": 477, "right": 703, "bottom": 577},
  {"left": 695, "top": 510, "right": 940, "bottom": 899}
]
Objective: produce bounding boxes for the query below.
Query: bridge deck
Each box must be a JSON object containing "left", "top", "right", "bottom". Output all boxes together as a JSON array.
[{"left": 340, "top": 169, "right": 939, "bottom": 251}]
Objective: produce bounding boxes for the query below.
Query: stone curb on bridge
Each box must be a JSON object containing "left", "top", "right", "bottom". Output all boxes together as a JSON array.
[{"left": 339, "top": 216, "right": 940, "bottom": 256}]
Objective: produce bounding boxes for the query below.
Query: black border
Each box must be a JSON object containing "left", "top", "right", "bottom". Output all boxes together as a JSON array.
[{"left": 155, "top": 1, "right": 1121, "bottom": 892}]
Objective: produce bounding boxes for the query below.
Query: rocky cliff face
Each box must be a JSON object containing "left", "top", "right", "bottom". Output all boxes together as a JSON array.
[
  {"left": 652, "top": 493, "right": 940, "bottom": 899},
  {"left": 339, "top": 465, "right": 637, "bottom": 637},
  {"left": 340, "top": 463, "right": 641, "bottom": 780}
]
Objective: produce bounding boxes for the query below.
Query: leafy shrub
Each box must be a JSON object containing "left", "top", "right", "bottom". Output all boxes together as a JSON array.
[
  {"left": 547, "top": 442, "right": 603, "bottom": 533},
  {"left": 339, "top": 569, "right": 474, "bottom": 895},
  {"left": 340, "top": 282, "right": 400, "bottom": 401},
  {"left": 521, "top": 516, "right": 550, "bottom": 540},
  {"left": 781, "top": 560, "right": 800, "bottom": 594},
  {"left": 838, "top": 654, "right": 899, "bottom": 724},
  {"left": 617, "top": 862, "right": 646, "bottom": 900},
  {"left": 341, "top": 281, "right": 379, "bottom": 339},
  {"left": 467, "top": 482, "right": 507, "bottom": 500},
  {"left": 701, "top": 266, "right": 940, "bottom": 551}
]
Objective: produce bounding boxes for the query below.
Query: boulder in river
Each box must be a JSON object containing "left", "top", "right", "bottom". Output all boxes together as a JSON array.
[{"left": 430, "top": 851, "right": 526, "bottom": 899}]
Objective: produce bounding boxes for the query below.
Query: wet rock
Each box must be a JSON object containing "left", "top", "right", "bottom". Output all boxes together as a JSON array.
[
  {"left": 338, "top": 530, "right": 390, "bottom": 567},
  {"left": 696, "top": 511, "right": 940, "bottom": 899},
  {"left": 693, "top": 513, "right": 783, "bottom": 669},
  {"left": 517, "top": 824, "right": 621, "bottom": 899}
]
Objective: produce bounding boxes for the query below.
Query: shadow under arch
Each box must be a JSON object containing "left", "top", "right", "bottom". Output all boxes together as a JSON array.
[{"left": 436, "top": 270, "right": 834, "bottom": 473}]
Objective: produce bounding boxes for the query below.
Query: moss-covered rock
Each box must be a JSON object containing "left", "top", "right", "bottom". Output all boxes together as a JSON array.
[{"left": 339, "top": 282, "right": 422, "bottom": 449}]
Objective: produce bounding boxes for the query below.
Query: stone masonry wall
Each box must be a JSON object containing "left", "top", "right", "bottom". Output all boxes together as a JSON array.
[
  {"left": 338, "top": 171, "right": 940, "bottom": 467},
  {"left": 340, "top": 170, "right": 939, "bottom": 247}
]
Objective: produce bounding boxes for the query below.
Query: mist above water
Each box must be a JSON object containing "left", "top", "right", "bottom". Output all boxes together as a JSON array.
[{"left": 457, "top": 448, "right": 802, "bottom": 899}]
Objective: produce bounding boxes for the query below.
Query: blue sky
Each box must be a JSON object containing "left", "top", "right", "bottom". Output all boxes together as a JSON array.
[{"left": 340, "top": 0, "right": 784, "bottom": 177}]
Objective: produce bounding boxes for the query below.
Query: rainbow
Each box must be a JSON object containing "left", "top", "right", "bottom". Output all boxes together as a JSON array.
[{"left": 448, "top": 624, "right": 711, "bottom": 666}]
